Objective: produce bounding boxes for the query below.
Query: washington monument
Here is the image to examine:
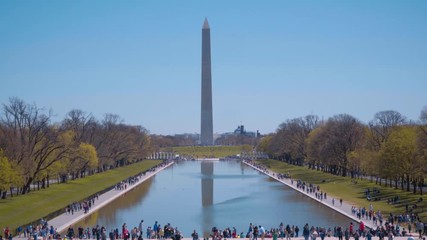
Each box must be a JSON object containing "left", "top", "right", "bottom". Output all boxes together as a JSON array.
[{"left": 200, "top": 18, "right": 213, "bottom": 146}]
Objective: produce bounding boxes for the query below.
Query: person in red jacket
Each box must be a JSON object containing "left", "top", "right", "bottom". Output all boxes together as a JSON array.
[
  {"left": 4, "top": 227, "right": 10, "bottom": 239},
  {"left": 359, "top": 221, "right": 365, "bottom": 237}
]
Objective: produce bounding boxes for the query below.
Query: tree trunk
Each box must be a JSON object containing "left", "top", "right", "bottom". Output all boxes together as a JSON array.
[
  {"left": 22, "top": 177, "right": 34, "bottom": 194},
  {"left": 9, "top": 187, "right": 13, "bottom": 197},
  {"left": 47, "top": 174, "right": 50, "bottom": 188},
  {"left": 406, "top": 175, "right": 410, "bottom": 192},
  {"left": 395, "top": 178, "right": 398, "bottom": 189},
  {"left": 412, "top": 180, "right": 417, "bottom": 194}
]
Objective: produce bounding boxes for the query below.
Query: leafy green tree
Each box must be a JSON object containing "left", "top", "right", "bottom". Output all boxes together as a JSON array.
[
  {"left": 69, "top": 142, "right": 98, "bottom": 179},
  {"left": 380, "top": 126, "right": 423, "bottom": 192},
  {"left": 0, "top": 150, "right": 13, "bottom": 195},
  {"left": 0, "top": 149, "right": 22, "bottom": 198}
]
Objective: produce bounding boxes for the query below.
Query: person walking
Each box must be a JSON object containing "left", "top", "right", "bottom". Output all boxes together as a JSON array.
[
  {"left": 303, "top": 224, "right": 310, "bottom": 240},
  {"left": 337, "top": 227, "right": 343, "bottom": 240},
  {"left": 67, "top": 226, "right": 75, "bottom": 240},
  {"left": 311, "top": 228, "right": 318, "bottom": 240},
  {"left": 253, "top": 225, "right": 259, "bottom": 240},
  {"left": 191, "top": 230, "right": 199, "bottom": 240},
  {"left": 138, "top": 220, "right": 144, "bottom": 237},
  {"left": 366, "top": 230, "right": 372, "bottom": 240},
  {"left": 416, "top": 221, "right": 423, "bottom": 239},
  {"left": 319, "top": 228, "right": 325, "bottom": 240},
  {"left": 285, "top": 225, "right": 291, "bottom": 240},
  {"left": 344, "top": 228, "right": 350, "bottom": 240},
  {"left": 273, "top": 229, "right": 278, "bottom": 240},
  {"left": 359, "top": 221, "right": 365, "bottom": 237},
  {"left": 279, "top": 223, "right": 284, "bottom": 238},
  {"left": 259, "top": 226, "right": 265, "bottom": 240},
  {"left": 101, "top": 227, "right": 107, "bottom": 240},
  {"left": 3, "top": 227, "right": 10, "bottom": 240}
]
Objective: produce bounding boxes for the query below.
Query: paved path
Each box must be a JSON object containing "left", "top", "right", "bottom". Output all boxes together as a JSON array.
[
  {"left": 243, "top": 161, "right": 377, "bottom": 230},
  {"left": 48, "top": 161, "right": 174, "bottom": 233}
]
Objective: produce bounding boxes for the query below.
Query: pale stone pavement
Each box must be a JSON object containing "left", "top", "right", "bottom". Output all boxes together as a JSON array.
[
  {"left": 30, "top": 162, "right": 174, "bottom": 236},
  {"left": 242, "top": 161, "right": 379, "bottom": 230}
]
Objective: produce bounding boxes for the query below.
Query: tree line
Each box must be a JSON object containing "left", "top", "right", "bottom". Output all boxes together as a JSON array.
[
  {"left": 258, "top": 108, "right": 427, "bottom": 195},
  {"left": 0, "top": 97, "right": 151, "bottom": 198}
]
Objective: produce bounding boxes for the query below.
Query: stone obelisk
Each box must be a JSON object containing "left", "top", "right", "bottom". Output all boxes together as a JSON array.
[{"left": 200, "top": 18, "right": 213, "bottom": 146}]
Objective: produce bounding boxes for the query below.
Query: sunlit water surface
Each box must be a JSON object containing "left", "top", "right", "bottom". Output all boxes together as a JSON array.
[{"left": 74, "top": 160, "right": 351, "bottom": 236}]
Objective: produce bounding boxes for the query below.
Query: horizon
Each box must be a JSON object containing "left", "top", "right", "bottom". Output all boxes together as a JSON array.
[{"left": 1, "top": 1, "right": 426, "bottom": 135}]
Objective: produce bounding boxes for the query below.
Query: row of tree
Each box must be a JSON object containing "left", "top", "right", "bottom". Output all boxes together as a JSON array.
[
  {"left": 258, "top": 108, "right": 427, "bottom": 194},
  {"left": 0, "top": 97, "right": 151, "bottom": 197}
]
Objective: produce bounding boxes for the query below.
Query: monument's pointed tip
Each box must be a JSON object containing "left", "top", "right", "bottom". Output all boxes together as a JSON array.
[{"left": 203, "top": 18, "right": 210, "bottom": 29}]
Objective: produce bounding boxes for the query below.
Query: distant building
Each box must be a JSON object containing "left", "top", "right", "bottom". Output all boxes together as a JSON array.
[
  {"left": 214, "top": 125, "right": 261, "bottom": 145},
  {"left": 231, "top": 125, "right": 259, "bottom": 138}
]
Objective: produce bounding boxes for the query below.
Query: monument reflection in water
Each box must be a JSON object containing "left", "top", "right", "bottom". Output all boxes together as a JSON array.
[
  {"left": 201, "top": 161, "right": 213, "bottom": 236},
  {"left": 74, "top": 160, "right": 351, "bottom": 236}
]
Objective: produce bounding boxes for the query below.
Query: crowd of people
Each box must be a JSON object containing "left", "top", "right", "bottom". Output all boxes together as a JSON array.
[
  {"left": 210, "top": 221, "right": 427, "bottom": 240},
  {"left": 115, "top": 160, "right": 173, "bottom": 192},
  {"left": 1, "top": 219, "right": 61, "bottom": 240},
  {"left": 241, "top": 160, "right": 427, "bottom": 239},
  {"left": 61, "top": 221, "right": 184, "bottom": 240},
  {"left": 2, "top": 160, "right": 426, "bottom": 240},
  {"left": 66, "top": 195, "right": 99, "bottom": 215},
  {"left": 0, "top": 161, "right": 175, "bottom": 240},
  {"left": 4, "top": 219, "right": 427, "bottom": 240}
]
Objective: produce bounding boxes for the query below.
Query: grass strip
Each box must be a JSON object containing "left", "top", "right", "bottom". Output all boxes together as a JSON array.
[
  {"left": 257, "top": 159, "right": 426, "bottom": 222},
  {"left": 168, "top": 145, "right": 252, "bottom": 158},
  {"left": 0, "top": 160, "right": 161, "bottom": 232}
]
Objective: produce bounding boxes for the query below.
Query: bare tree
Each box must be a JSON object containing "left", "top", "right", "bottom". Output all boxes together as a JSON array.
[
  {"left": 416, "top": 106, "right": 427, "bottom": 194},
  {"left": 92, "top": 114, "right": 150, "bottom": 170},
  {"left": 306, "top": 114, "right": 365, "bottom": 177},
  {"left": 62, "top": 109, "right": 96, "bottom": 143},
  {"left": 271, "top": 115, "right": 320, "bottom": 165},
  {"left": 368, "top": 110, "right": 406, "bottom": 150},
  {"left": 420, "top": 106, "right": 427, "bottom": 124},
  {"left": 0, "top": 97, "right": 70, "bottom": 194}
]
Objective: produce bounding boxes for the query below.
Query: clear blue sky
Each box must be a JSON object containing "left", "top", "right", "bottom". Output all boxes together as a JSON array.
[{"left": 1, "top": 1, "right": 426, "bottom": 135}]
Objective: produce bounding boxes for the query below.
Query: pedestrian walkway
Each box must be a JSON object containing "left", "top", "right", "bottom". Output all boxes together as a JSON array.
[
  {"left": 243, "top": 161, "right": 377, "bottom": 230},
  {"left": 47, "top": 161, "right": 174, "bottom": 234}
]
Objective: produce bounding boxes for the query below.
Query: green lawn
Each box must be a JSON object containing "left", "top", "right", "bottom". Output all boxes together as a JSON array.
[
  {"left": 166, "top": 145, "right": 252, "bottom": 158},
  {"left": 0, "top": 160, "right": 161, "bottom": 233},
  {"left": 257, "top": 159, "right": 426, "bottom": 222}
]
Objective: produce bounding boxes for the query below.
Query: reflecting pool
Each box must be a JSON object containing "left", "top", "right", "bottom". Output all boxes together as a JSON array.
[{"left": 74, "top": 160, "right": 351, "bottom": 236}]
